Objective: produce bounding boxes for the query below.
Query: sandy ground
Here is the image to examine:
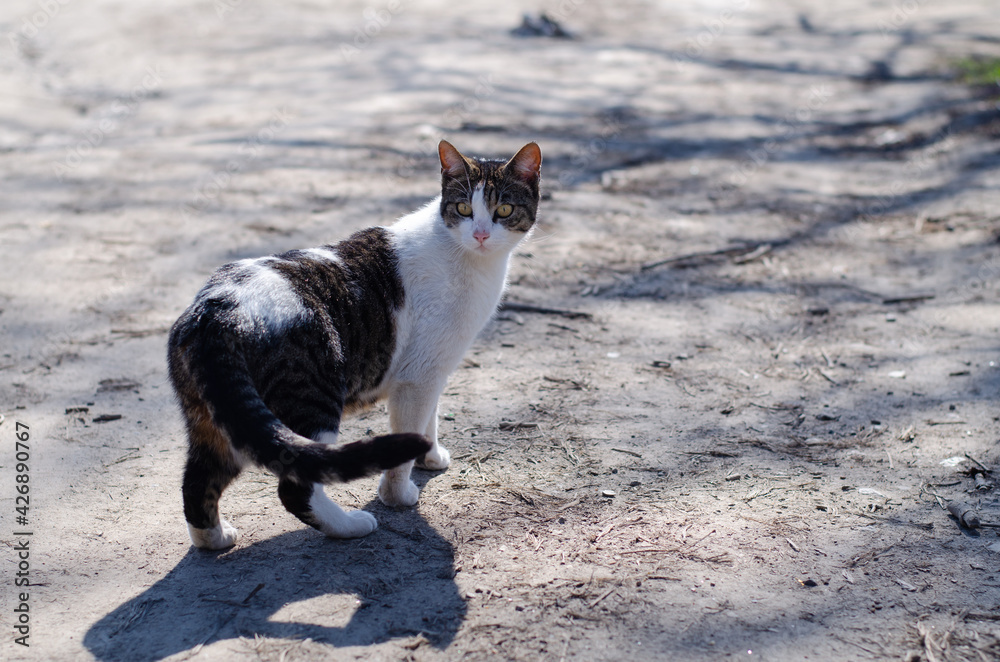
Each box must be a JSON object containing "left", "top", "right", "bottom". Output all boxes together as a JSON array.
[{"left": 1, "top": 0, "right": 1000, "bottom": 660}]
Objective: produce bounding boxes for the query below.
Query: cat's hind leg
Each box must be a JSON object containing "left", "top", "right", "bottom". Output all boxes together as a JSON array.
[
  {"left": 183, "top": 448, "right": 242, "bottom": 550},
  {"left": 278, "top": 478, "right": 377, "bottom": 538}
]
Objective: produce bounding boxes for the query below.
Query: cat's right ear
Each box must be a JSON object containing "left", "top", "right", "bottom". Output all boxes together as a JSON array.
[{"left": 439, "top": 140, "right": 470, "bottom": 177}]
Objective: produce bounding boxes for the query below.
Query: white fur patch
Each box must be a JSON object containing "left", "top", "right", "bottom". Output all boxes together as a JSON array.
[
  {"left": 378, "top": 469, "right": 420, "bottom": 507},
  {"left": 471, "top": 183, "right": 490, "bottom": 221},
  {"left": 237, "top": 264, "right": 306, "bottom": 332},
  {"left": 386, "top": 200, "right": 521, "bottom": 382},
  {"left": 308, "top": 484, "right": 377, "bottom": 538},
  {"left": 302, "top": 247, "right": 340, "bottom": 263},
  {"left": 203, "top": 259, "right": 307, "bottom": 334},
  {"left": 314, "top": 430, "right": 339, "bottom": 444},
  {"left": 416, "top": 442, "right": 450, "bottom": 470},
  {"left": 373, "top": 197, "right": 531, "bottom": 508},
  {"left": 188, "top": 519, "right": 239, "bottom": 550}
]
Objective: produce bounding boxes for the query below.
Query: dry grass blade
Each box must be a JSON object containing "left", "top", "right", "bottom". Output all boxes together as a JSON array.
[
  {"left": 542, "top": 375, "right": 590, "bottom": 390},
  {"left": 611, "top": 447, "right": 642, "bottom": 458},
  {"left": 640, "top": 241, "right": 788, "bottom": 271},
  {"left": 917, "top": 621, "right": 945, "bottom": 662},
  {"left": 102, "top": 448, "right": 142, "bottom": 469},
  {"left": 498, "top": 301, "right": 593, "bottom": 320},
  {"left": 731, "top": 243, "right": 772, "bottom": 264},
  {"left": 498, "top": 421, "right": 539, "bottom": 431},
  {"left": 588, "top": 587, "right": 617, "bottom": 609}
]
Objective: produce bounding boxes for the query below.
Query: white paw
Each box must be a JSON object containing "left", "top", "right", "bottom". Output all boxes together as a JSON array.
[
  {"left": 378, "top": 475, "right": 420, "bottom": 507},
  {"left": 308, "top": 484, "right": 377, "bottom": 538},
  {"left": 188, "top": 519, "right": 239, "bottom": 550},
  {"left": 326, "top": 510, "right": 377, "bottom": 539},
  {"left": 417, "top": 444, "right": 451, "bottom": 471},
  {"left": 219, "top": 519, "right": 239, "bottom": 545}
]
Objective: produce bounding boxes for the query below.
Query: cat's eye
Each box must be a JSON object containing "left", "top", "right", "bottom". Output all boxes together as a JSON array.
[
  {"left": 496, "top": 204, "right": 513, "bottom": 218},
  {"left": 456, "top": 202, "right": 473, "bottom": 217}
]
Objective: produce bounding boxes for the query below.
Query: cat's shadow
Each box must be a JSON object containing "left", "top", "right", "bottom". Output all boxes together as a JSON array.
[{"left": 83, "top": 498, "right": 465, "bottom": 661}]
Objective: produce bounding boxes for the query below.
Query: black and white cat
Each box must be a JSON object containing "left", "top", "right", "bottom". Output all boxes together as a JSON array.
[{"left": 168, "top": 140, "right": 542, "bottom": 549}]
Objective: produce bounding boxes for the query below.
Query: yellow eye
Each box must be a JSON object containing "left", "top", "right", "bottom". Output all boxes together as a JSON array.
[
  {"left": 456, "top": 202, "right": 473, "bottom": 217},
  {"left": 496, "top": 204, "right": 513, "bottom": 218}
]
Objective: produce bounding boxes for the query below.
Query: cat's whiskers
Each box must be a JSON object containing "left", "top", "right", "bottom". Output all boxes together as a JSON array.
[
  {"left": 515, "top": 233, "right": 545, "bottom": 289},
  {"left": 525, "top": 228, "right": 557, "bottom": 245}
]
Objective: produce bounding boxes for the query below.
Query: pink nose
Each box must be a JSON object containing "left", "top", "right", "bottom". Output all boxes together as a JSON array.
[{"left": 473, "top": 229, "right": 490, "bottom": 245}]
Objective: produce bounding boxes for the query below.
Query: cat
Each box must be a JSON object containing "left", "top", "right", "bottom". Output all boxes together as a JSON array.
[{"left": 168, "top": 140, "right": 542, "bottom": 549}]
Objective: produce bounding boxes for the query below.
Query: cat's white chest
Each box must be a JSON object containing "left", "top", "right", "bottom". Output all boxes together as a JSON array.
[
  {"left": 400, "top": 239, "right": 508, "bottom": 353},
  {"left": 386, "top": 204, "right": 516, "bottom": 384}
]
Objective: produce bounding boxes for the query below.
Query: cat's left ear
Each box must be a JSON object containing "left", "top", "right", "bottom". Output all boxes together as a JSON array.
[{"left": 506, "top": 142, "right": 542, "bottom": 182}]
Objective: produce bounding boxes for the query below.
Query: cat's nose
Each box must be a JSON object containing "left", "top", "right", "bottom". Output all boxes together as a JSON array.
[{"left": 473, "top": 229, "right": 490, "bottom": 245}]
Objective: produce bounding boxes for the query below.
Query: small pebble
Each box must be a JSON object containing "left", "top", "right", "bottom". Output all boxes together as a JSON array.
[{"left": 602, "top": 490, "right": 616, "bottom": 498}]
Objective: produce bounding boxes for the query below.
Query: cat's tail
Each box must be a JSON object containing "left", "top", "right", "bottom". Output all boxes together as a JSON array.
[
  {"left": 215, "top": 391, "right": 430, "bottom": 485},
  {"left": 264, "top": 430, "right": 431, "bottom": 485},
  {"left": 169, "top": 325, "right": 431, "bottom": 486}
]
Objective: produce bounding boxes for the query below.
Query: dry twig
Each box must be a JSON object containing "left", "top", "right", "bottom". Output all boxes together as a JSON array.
[
  {"left": 611, "top": 447, "right": 642, "bottom": 458},
  {"left": 499, "top": 301, "right": 592, "bottom": 320},
  {"left": 640, "top": 240, "right": 788, "bottom": 271}
]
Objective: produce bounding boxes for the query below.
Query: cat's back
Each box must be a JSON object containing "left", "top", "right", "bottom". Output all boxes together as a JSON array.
[{"left": 170, "top": 227, "right": 404, "bottom": 353}]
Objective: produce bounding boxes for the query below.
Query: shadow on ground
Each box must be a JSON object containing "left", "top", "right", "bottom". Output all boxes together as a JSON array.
[{"left": 83, "top": 503, "right": 464, "bottom": 662}]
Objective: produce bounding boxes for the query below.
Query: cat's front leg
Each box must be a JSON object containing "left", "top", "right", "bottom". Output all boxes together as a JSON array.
[
  {"left": 379, "top": 459, "right": 419, "bottom": 507},
  {"left": 415, "top": 403, "right": 451, "bottom": 471},
  {"left": 380, "top": 382, "right": 441, "bottom": 507}
]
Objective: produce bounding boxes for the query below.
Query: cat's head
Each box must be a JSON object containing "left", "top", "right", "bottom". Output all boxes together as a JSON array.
[{"left": 438, "top": 140, "right": 541, "bottom": 256}]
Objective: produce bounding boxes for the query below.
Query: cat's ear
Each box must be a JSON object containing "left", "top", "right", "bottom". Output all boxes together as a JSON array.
[
  {"left": 439, "top": 140, "right": 471, "bottom": 177},
  {"left": 505, "top": 142, "right": 542, "bottom": 182}
]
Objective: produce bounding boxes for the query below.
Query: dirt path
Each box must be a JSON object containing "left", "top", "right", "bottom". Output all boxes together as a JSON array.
[{"left": 2, "top": 0, "right": 999, "bottom": 660}]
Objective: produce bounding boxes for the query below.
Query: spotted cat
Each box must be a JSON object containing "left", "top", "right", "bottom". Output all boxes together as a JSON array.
[{"left": 168, "top": 140, "right": 542, "bottom": 549}]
